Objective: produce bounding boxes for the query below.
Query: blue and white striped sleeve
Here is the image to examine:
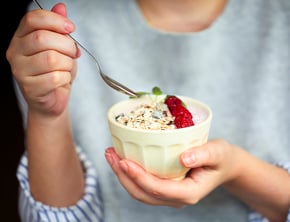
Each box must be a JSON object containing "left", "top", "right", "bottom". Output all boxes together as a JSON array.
[
  {"left": 17, "top": 147, "right": 104, "bottom": 222},
  {"left": 248, "top": 161, "right": 290, "bottom": 222}
]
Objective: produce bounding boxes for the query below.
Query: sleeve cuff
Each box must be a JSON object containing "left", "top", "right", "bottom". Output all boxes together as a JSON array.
[
  {"left": 248, "top": 161, "right": 290, "bottom": 222},
  {"left": 17, "top": 146, "right": 104, "bottom": 222}
]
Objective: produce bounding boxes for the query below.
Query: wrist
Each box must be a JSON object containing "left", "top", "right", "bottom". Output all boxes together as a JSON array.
[
  {"left": 26, "top": 107, "right": 73, "bottom": 152},
  {"left": 221, "top": 143, "right": 248, "bottom": 184},
  {"left": 27, "top": 107, "right": 70, "bottom": 127}
]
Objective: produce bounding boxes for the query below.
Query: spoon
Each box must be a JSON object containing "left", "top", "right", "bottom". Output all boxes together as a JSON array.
[{"left": 33, "top": 0, "right": 139, "bottom": 98}]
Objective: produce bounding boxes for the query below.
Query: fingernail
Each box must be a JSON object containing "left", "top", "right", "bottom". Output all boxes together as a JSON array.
[
  {"left": 182, "top": 153, "right": 196, "bottom": 167},
  {"left": 64, "top": 21, "right": 74, "bottom": 32}
]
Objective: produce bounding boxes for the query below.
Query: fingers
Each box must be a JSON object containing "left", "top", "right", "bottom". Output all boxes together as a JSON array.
[
  {"left": 105, "top": 148, "right": 161, "bottom": 204},
  {"left": 5, "top": 3, "right": 78, "bottom": 116},
  {"left": 16, "top": 5, "right": 74, "bottom": 38},
  {"left": 6, "top": 6, "right": 79, "bottom": 73},
  {"left": 9, "top": 3, "right": 78, "bottom": 60},
  {"left": 20, "top": 3, "right": 78, "bottom": 58},
  {"left": 21, "top": 71, "right": 72, "bottom": 98},
  {"left": 20, "top": 30, "right": 79, "bottom": 58},
  {"left": 105, "top": 148, "right": 198, "bottom": 207},
  {"left": 105, "top": 141, "right": 235, "bottom": 208},
  {"left": 6, "top": 3, "right": 79, "bottom": 85},
  {"left": 119, "top": 160, "right": 193, "bottom": 203},
  {"left": 13, "top": 49, "right": 74, "bottom": 75}
]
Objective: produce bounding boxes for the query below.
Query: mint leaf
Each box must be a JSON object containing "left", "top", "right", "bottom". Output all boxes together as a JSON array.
[
  {"left": 129, "top": 86, "right": 163, "bottom": 99},
  {"left": 152, "top": 86, "right": 163, "bottom": 95}
]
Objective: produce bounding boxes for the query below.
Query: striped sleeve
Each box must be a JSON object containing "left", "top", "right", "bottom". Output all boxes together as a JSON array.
[
  {"left": 248, "top": 161, "right": 290, "bottom": 222},
  {"left": 17, "top": 147, "right": 104, "bottom": 222}
]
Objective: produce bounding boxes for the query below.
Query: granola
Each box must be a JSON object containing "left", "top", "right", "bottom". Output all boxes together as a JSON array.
[{"left": 115, "top": 101, "right": 176, "bottom": 130}]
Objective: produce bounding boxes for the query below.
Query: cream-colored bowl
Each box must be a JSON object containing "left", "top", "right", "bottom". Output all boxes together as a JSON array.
[{"left": 107, "top": 95, "right": 212, "bottom": 180}]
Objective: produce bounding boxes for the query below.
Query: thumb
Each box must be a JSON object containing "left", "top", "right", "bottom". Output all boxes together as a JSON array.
[
  {"left": 180, "top": 140, "right": 224, "bottom": 168},
  {"left": 51, "top": 3, "right": 67, "bottom": 17}
]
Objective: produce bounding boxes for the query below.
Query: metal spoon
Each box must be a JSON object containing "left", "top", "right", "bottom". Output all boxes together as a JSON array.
[{"left": 33, "top": 0, "right": 139, "bottom": 98}]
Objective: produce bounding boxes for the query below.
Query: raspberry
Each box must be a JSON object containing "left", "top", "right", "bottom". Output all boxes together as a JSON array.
[
  {"left": 174, "top": 114, "right": 194, "bottom": 128},
  {"left": 165, "top": 96, "right": 182, "bottom": 115},
  {"left": 174, "top": 106, "right": 193, "bottom": 119},
  {"left": 164, "top": 95, "right": 195, "bottom": 128},
  {"left": 165, "top": 96, "right": 182, "bottom": 109}
]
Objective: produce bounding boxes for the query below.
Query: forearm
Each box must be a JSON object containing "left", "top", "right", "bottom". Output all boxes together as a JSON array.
[
  {"left": 223, "top": 147, "right": 290, "bottom": 222},
  {"left": 26, "top": 108, "right": 85, "bottom": 207}
]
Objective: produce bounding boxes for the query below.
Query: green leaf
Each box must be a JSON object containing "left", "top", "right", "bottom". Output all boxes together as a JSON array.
[
  {"left": 129, "top": 86, "right": 163, "bottom": 99},
  {"left": 152, "top": 86, "right": 163, "bottom": 95}
]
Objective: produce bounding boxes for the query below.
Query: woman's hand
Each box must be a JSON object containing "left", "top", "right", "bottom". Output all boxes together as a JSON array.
[
  {"left": 105, "top": 139, "right": 290, "bottom": 221},
  {"left": 105, "top": 139, "right": 239, "bottom": 208},
  {"left": 6, "top": 3, "right": 80, "bottom": 117}
]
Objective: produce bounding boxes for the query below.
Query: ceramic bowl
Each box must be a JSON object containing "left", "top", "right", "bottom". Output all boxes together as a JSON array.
[{"left": 107, "top": 95, "right": 212, "bottom": 180}]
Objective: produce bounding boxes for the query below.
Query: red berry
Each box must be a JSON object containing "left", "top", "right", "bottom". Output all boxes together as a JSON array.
[
  {"left": 164, "top": 95, "right": 195, "bottom": 128},
  {"left": 165, "top": 96, "right": 182, "bottom": 109},
  {"left": 174, "top": 115, "right": 194, "bottom": 128},
  {"left": 174, "top": 106, "right": 193, "bottom": 119}
]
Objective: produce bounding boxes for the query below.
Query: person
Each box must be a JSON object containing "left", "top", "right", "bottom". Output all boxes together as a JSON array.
[{"left": 6, "top": 0, "right": 290, "bottom": 221}]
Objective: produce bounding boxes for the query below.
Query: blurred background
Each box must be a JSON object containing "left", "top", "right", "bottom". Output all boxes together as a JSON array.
[{"left": 0, "top": 0, "right": 31, "bottom": 221}]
